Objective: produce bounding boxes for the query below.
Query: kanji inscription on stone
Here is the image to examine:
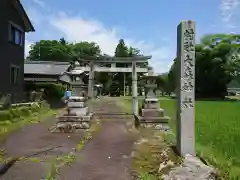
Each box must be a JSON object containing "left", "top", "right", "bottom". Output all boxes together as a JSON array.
[
  {"left": 183, "top": 28, "right": 195, "bottom": 52},
  {"left": 176, "top": 20, "right": 196, "bottom": 156},
  {"left": 181, "top": 96, "right": 194, "bottom": 110}
]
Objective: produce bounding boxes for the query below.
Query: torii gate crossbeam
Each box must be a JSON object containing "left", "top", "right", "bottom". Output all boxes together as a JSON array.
[{"left": 74, "top": 55, "right": 152, "bottom": 115}]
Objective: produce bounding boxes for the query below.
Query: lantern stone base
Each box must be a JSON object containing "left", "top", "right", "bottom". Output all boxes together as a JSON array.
[
  {"left": 143, "top": 98, "right": 159, "bottom": 109},
  {"left": 51, "top": 96, "right": 93, "bottom": 133},
  {"left": 136, "top": 98, "right": 170, "bottom": 131},
  {"left": 142, "top": 108, "right": 164, "bottom": 117}
]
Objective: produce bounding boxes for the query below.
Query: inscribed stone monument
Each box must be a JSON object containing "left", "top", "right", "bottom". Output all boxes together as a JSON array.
[{"left": 176, "top": 20, "right": 196, "bottom": 156}]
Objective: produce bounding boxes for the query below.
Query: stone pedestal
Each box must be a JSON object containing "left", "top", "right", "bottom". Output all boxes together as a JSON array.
[
  {"left": 141, "top": 99, "right": 170, "bottom": 131},
  {"left": 136, "top": 68, "right": 170, "bottom": 131},
  {"left": 143, "top": 98, "right": 159, "bottom": 109},
  {"left": 142, "top": 108, "right": 164, "bottom": 117},
  {"left": 55, "top": 96, "right": 93, "bottom": 132},
  {"left": 69, "top": 102, "right": 85, "bottom": 108}
]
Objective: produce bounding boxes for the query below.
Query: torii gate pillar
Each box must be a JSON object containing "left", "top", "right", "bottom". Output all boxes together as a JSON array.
[
  {"left": 87, "top": 61, "right": 94, "bottom": 99},
  {"left": 132, "top": 62, "right": 138, "bottom": 115}
]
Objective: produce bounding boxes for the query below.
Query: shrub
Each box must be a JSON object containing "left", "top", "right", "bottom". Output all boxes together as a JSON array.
[
  {"left": 0, "top": 102, "right": 47, "bottom": 122},
  {"left": 43, "top": 83, "right": 65, "bottom": 99},
  {"left": 25, "top": 83, "right": 65, "bottom": 99}
]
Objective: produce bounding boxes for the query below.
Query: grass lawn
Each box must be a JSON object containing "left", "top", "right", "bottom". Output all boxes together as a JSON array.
[
  {"left": 0, "top": 102, "right": 57, "bottom": 143},
  {"left": 122, "top": 97, "right": 240, "bottom": 179}
]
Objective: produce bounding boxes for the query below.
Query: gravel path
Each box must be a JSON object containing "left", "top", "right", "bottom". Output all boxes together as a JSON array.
[
  {"left": 0, "top": 98, "right": 136, "bottom": 180},
  {"left": 58, "top": 98, "right": 136, "bottom": 180},
  {"left": 0, "top": 113, "right": 85, "bottom": 180}
]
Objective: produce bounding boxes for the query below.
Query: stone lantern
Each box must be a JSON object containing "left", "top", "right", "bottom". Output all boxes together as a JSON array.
[
  {"left": 137, "top": 67, "right": 170, "bottom": 131},
  {"left": 66, "top": 69, "right": 88, "bottom": 97},
  {"left": 142, "top": 67, "right": 159, "bottom": 108}
]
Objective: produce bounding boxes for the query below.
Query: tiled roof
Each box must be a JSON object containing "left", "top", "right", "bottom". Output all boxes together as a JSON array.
[{"left": 24, "top": 61, "right": 71, "bottom": 75}]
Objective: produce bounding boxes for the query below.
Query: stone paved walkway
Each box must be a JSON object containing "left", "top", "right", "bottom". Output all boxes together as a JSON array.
[
  {"left": 0, "top": 98, "right": 136, "bottom": 180},
  {"left": 58, "top": 98, "right": 136, "bottom": 180},
  {"left": 0, "top": 114, "right": 85, "bottom": 180}
]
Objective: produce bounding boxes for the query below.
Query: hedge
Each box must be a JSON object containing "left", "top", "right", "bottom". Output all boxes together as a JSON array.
[{"left": 25, "top": 83, "right": 66, "bottom": 99}]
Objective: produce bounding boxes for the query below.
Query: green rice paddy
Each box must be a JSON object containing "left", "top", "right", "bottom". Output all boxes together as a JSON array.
[{"left": 123, "top": 97, "right": 240, "bottom": 179}]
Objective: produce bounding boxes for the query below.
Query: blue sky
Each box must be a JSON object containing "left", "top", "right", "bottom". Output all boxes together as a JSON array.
[{"left": 22, "top": 0, "right": 240, "bottom": 73}]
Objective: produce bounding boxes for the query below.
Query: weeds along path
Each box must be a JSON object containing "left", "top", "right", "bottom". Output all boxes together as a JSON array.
[
  {"left": 58, "top": 97, "right": 136, "bottom": 180},
  {"left": 0, "top": 112, "right": 86, "bottom": 180}
]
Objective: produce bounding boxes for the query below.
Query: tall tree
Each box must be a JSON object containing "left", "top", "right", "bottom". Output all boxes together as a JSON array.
[
  {"left": 59, "top": 37, "right": 67, "bottom": 45},
  {"left": 27, "top": 40, "right": 71, "bottom": 61},
  {"left": 114, "top": 39, "right": 129, "bottom": 57},
  {"left": 71, "top": 42, "right": 101, "bottom": 56},
  {"left": 27, "top": 39, "right": 101, "bottom": 62},
  {"left": 168, "top": 33, "right": 240, "bottom": 98},
  {"left": 128, "top": 46, "right": 140, "bottom": 57},
  {"left": 156, "top": 73, "right": 172, "bottom": 96}
]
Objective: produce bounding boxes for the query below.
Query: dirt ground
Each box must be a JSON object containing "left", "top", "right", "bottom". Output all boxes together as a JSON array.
[
  {"left": 0, "top": 98, "right": 137, "bottom": 180},
  {"left": 58, "top": 120, "right": 135, "bottom": 180},
  {"left": 58, "top": 98, "right": 136, "bottom": 180},
  {"left": 0, "top": 113, "right": 85, "bottom": 180}
]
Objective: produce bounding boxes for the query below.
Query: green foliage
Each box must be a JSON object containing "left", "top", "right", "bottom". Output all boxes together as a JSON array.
[
  {"left": 122, "top": 97, "right": 240, "bottom": 179},
  {"left": 27, "top": 38, "right": 101, "bottom": 61},
  {"left": 128, "top": 46, "right": 140, "bottom": 57},
  {"left": 108, "top": 81, "right": 121, "bottom": 96},
  {"left": 114, "top": 39, "right": 141, "bottom": 58},
  {"left": 139, "top": 173, "right": 159, "bottom": 180},
  {"left": 156, "top": 73, "right": 172, "bottom": 95},
  {"left": 45, "top": 120, "right": 100, "bottom": 180},
  {"left": 27, "top": 37, "right": 147, "bottom": 96},
  {"left": 43, "top": 84, "right": 65, "bottom": 98},
  {"left": 168, "top": 33, "right": 240, "bottom": 98},
  {"left": 0, "top": 101, "right": 50, "bottom": 124},
  {"left": 27, "top": 40, "right": 71, "bottom": 61},
  {"left": 25, "top": 83, "right": 65, "bottom": 99},
  {"left": 70, "top": 41, "right": 101, "bottom": 60},
  {"left": 26, "top": 34, "right": 240, "bottom": 99},
  {"left": 115, "top": 39, "right": 129, "bottom": 57},
  {"left": 159, "top": 99, "right": 240, "bottom": 179},
  {"left": 59, "top": 37, "right": 66, "bottom": 45},
  {"left": 96, "top": 39, "right": 144, "bottom": 95},
  {"left": 0, "top": 101, "right": 54, "bottom": 143},
  {"left": 0, "top": 106, "right": 39, "bottom": 123}
]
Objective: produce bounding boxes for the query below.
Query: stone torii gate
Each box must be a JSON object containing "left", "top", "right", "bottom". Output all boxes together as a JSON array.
[{"left": 73, "top": 55, "right": 151, "bottom": 115}]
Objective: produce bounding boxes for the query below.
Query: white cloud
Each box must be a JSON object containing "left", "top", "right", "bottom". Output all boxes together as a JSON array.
[
  {"left": 32, "top": 0, "right": 45, "bottom": 8},
  {"left": 220, "top": 0, "right": 240, "bottom": 29},
  {"left": 50, "top": 13, "right": 119, "bottom": 56},
  {"left": 25, "top": 10, "right": 174, "bottom": 73},
  {"left": 25, "top": 40, "right": 32, "bottom": 58},
  {"left": 26, "top": 8, "right": 44, "bottom": 25},
  {"left": 49, "top": 13, "right": 174, "bottom": 72}
]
